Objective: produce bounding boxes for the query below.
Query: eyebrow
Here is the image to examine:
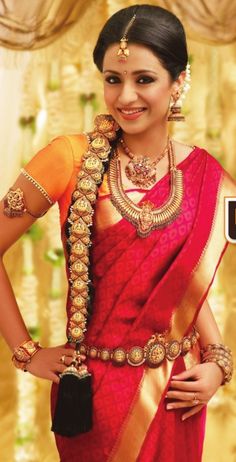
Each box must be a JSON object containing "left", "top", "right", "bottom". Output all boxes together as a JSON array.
[{"left": 103, "top": 69, "right": 158, "bottom": 75}]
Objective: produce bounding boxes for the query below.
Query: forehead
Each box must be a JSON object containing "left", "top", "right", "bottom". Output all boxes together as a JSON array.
[{"left": 103, "top": 43, "right": 165, "bottom": 73}]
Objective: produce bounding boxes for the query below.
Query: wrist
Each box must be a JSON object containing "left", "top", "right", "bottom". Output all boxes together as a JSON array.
[
  {"left": 12, "top": 339, "right": 42, "bottom": 372},
  {"left": 200, "top": 343, "right": 233, "bottom": 385}
]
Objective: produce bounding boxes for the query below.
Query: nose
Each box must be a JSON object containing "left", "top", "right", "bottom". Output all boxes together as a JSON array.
[{"left": 118, "top": 82, "right": 138, "bottom": 106}]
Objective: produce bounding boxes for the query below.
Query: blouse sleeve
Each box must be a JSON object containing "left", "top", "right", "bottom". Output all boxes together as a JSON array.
[{"left": 22, "top": 136, "right": 74, "bottom": 204}]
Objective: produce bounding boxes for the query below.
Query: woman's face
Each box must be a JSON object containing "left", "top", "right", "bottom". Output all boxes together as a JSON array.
[{"left": 102, "top": 43, "right": 183, "bottom": 135}]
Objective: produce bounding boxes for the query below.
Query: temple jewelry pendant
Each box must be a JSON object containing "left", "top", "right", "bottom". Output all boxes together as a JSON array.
[
  {"left": 138, "top": 201, "right": 155, "bottom": 237},
  {"left": 117, "top": 38, "right": 129, "bottom": 61},
  {"left": 125, "top": 156, "right": 157, "bottom": 189}
]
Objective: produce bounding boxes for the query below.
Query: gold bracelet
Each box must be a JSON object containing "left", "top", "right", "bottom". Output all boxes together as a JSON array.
[
  {"left": 12, "top": 339, "right": 42, "bottom": 372},
  {"left": 201, "top": 343, "right": 233, "bottom": 384}
]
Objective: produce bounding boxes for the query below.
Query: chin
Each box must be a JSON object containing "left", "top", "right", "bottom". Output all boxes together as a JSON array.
[
  {"left": 120, "top": 127, "right": 146, "bottom": 136},
  {"left": 118, "top": 123, "right": 149, "bottom": 136}
]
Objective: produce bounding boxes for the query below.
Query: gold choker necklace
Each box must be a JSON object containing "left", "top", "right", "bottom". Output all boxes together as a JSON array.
[
  {"left": 108, "top": 140, "right": 184, "bottom": 238},
  {"left": 120, "top": 137, "right": 169, "bottom": 189}
]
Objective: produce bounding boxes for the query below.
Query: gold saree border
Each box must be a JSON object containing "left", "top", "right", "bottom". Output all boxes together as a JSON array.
[
  {"left": 184, "top": 343, "right": 201, "bottom": 369},
  {"left": 170, "top": 172, "right": 236, "bottom": 340},
  {"left": 108, "top": 361, "right": 174, "bottom": 462},
  {"left": 109, "top": 172, "right": 236, "bottom": 462}
]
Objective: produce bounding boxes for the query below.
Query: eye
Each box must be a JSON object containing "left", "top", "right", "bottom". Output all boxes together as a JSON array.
[
  {"left": 137, "top": 75, "right": 155, "bottom": 84},
  {"left": 105, "top": 75, "right": 121, "bottom": 84}
]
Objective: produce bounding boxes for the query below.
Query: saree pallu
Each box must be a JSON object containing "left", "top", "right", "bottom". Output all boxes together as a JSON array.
[{"left": 49, "top": 138, "right": 236, "bottom": 462}]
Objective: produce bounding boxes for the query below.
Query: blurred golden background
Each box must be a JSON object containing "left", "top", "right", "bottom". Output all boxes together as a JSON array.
[{"left": 0, "top": 1, "right": 236, "bottom": 461}]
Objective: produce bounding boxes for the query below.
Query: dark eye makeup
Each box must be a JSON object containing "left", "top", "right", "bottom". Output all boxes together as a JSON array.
[{"left": 104, "top": 74, "right": 156, "bottom": 84}]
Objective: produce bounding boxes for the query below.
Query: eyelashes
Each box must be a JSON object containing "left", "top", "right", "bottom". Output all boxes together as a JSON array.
[
  {"left": 105, "top": 76, "right": 120, "bottom": 84},
  {"left": 137, "top": 76, "right": 155, "bottom": 84},
  {"left": 104, "top": 75, "right": 156, "bottom": 85}
]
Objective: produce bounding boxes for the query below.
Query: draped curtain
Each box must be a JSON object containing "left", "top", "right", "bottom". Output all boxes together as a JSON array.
[
  {"left": 0, "top": 0, "right": 94, "bottom": 49},
  {"left": 0, "top": 0, "right": 236, "bottom": 49}
]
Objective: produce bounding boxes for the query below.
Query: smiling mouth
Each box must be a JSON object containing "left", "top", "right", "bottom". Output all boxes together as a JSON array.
[{"left": 118, "top": 108, "right": 146, "bottom": 115}]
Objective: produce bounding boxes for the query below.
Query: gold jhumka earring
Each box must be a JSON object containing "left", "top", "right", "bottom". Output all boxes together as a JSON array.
[
  {"left": 168, "top": 62, "right": 191, "bottom": 122},
  {"left": 117, "top": 13, "right": 137, "bottom": 61},
  {"left": 168, "top": 92, "right": 185, "bottom": 122}
]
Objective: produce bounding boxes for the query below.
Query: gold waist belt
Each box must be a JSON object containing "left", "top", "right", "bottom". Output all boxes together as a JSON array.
[{"left": 79, "top": 328, "right": 199, "bottom": 368}]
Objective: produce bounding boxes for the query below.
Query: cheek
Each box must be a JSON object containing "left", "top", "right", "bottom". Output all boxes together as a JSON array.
[
  {"left": 103, "top": 85, "right": 117, "bottom": 108},
  {"left": 150, "top": 86, "right": 168, "bottom": 101},
  {"left": 146, "top": 87, "right": 172, "bottom": 110}
]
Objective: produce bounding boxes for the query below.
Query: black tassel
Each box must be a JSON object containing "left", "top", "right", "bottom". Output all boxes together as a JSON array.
[{"left": 51, "top": 365, "right": 93, "bottom": 437}]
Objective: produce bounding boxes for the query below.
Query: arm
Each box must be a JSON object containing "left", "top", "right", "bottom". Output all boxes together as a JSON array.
[
  {"left": 0, "top": 174, "right": 49, "bottom": 349},
  {"left": 195, "top": 298, "right": 223, "bottom": 348},
  {"left": 166, "top": 299, "right": 228, "bottom": 420},
  {"left": 0, "top": 139, "right": 76, "bottom": 383}
]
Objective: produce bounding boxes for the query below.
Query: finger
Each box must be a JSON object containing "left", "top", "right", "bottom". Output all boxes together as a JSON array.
[
  {"left": 166, "top": 390, "right": 201, "bottom": 402},
  {"left": 58, "top": 355, "right": 74, "bottom": 367},
  {"left": 170, "top": 380, "right": 202, "bottom": 392},
  {"left": 64, "top": 356, "right": 75, "bottom": 366},
  {"left": 49, "top": 372, "right": 60, "bottom": 384},
  {"left": 166, "top": 400, "right": 201, "bottom": 410},
  {"left": 55, "top": 363, "right": 68, "bottom": 374},
  {"left": 61, "top": 348, "right": 76, "bottom": 357},
  {"left": 171, "top": 368, "right": 197, "bottom": 381},
  {"left": 58, "top": 351, "right": 75, "bottom": 364},
  {"left": 59, "top": 352, "right": 86, "bottom": 364},
  {"left": 182, "top": 404, "right": 205, "bottom": 421}
]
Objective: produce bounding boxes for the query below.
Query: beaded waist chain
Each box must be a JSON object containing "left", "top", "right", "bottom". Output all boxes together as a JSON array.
[{"left": 78, "top": 328, "right": 200, "bottom": 367}]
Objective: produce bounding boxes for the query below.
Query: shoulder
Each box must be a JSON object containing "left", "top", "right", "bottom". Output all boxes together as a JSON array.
[
  {"left": 21, "top": 133, "right": 88, "bottom": 203},
  {"left": 174, "top": 141, "right": 236, "bottom": 200},
  {"left": 191, "top": 145, "right": 236, "bottom": 192},
  {"left": 27, "top": 133, "right": 88, "bottom": 171},
  {"left": 173, "top": 140, "right": 226, "bottom": 171},
  {"left": 173, "top": 140, "right": 196, "bottom": 164},
  {"left": 59, "top": 134, "right": 88, "bottom": 166},
  {"left": 47, "top": 133, "right": 87, "bottom": 160}
]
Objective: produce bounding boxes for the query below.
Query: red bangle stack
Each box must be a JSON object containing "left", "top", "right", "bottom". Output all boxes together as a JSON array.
[{"left": 12, "top": 339, "right": 42, "bottom": 372}]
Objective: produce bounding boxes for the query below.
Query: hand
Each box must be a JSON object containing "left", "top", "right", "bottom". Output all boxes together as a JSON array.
[
  {"left": 25, "top": 345, "right": 76, "bottom": 384},
  {"left": 165, "top": 362, "right": 224, "bottom": 421}
]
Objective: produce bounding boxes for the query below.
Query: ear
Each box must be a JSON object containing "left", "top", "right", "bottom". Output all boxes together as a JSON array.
[{"left": 171, "top": 70, "right": 186, "bottom": 95}]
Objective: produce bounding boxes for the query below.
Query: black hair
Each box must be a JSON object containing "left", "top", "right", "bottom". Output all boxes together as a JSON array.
[{"left": 93, "top": 4, "right": 188, "bottom": 81}]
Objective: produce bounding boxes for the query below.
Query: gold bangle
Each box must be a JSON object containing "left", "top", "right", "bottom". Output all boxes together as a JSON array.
[
  {"left": 12, "top": 339, "right": 42, "bottom": 372},
  {"left": 201, "top": 344, "right": 231, "bottom": 354},
  {"left": 201, "top": 343, "right": 233, "bottom": 384}
]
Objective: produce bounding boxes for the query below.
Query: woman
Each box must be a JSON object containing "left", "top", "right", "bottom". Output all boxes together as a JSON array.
[{"left": 0, "top": 4, "right": 235, "bottom": 462}]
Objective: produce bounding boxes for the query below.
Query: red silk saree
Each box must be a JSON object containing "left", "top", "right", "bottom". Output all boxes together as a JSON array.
[{"left": 24, "top": 135, "right": 236, "bottom": 462}]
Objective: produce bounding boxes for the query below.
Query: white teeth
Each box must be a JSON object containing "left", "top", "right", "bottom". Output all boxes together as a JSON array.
[{"left": 120, "top": 108, "right": 144, "bottom": 115}]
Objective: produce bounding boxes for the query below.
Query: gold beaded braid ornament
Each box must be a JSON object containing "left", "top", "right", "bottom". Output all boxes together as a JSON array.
[
  {"left": 52, "top": 114, "right": 119, "bottom": 437},
  {"left": 66, "top": 115, "right": 119, "bottom": 345}
]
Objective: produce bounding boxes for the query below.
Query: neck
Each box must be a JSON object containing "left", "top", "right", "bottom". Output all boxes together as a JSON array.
[{"left": 121, "top": 124, "right": 169, "bottom": 160}]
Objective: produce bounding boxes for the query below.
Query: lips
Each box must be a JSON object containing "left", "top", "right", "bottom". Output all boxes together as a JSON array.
[
  {"left": 118, "top": 107, "right": 146, "bottom": 120},
  {"left": 118, "top": 107, "right": 145, "bottom": 114}
]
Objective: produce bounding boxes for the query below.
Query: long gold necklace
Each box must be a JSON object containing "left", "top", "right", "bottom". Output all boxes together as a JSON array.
[
  {"left": 120, "top": 137, "right": 169, "bottom": 189},
  {"left": 108, "top": 140, "right": 184, "bottom": 238}
]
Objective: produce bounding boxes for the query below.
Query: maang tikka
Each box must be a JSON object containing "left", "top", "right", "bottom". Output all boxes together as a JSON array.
[{"left": 117, "top": 13, "right": 137, "bottom": 61}]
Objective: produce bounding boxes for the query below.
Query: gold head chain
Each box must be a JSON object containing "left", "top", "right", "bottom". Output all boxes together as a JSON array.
[{"left": 117, "top": 13, "right": 137, "bottom": 61}]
